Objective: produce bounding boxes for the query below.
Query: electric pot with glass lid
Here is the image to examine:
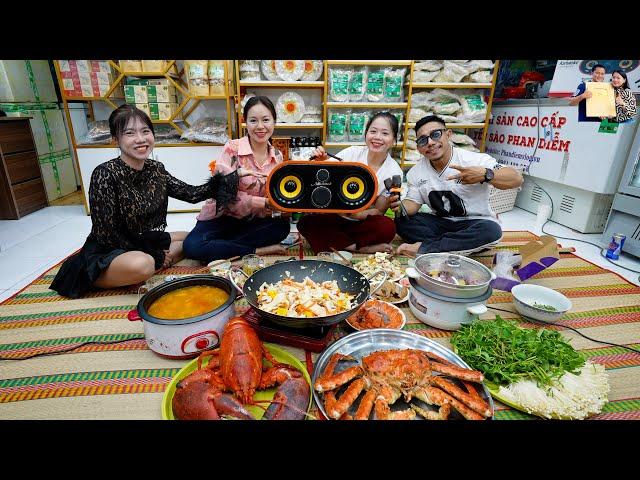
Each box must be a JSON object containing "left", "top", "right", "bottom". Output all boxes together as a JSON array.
[{"left": 405, "top": 253, "right": 496, "bottom": 330}]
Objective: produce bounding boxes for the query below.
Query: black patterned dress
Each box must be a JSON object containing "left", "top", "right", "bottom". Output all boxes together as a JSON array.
[{"left": 50, "top": 157, "right": 213, "bottom": 298}]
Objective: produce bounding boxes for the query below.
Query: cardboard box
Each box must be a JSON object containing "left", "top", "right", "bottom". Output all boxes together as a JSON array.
[
  {"left": 90, "top": 60, "right": 111, "bottom": 73},
  {"left": 78, "top": 72, "right": 91, "bottom": 86},
  {"left": 39, "top": 149, "right": 78, "bottom": 201},
  {"left": 119, "top": 60, "right": 142, "bottom": 72},
  {"left": 75, "top": 60, "right": 90, "bottom": 73},
  {"left": 146, "top": 85, "right": 176, "bottom": 103},
  {"left": 148, "top": 102, "right": 178, "bottom": 121},
  {"left": 90, "top": 71, "right": 112, "bottom": 86},
  {"left": 80, "top": 83, "right": 94, "bottom": 97},
  {"left": 0, "top": 60, "right": 58, "bottom": 102},
  {"left": 135, "top": 103, "right": 151, "bottom": 117},
  {"left": 124, "top": 85, "right": 148, "bottom": 104},
  {"left": 491, "top": 235, "right": 560, "bottom": 292},
  {"left": 142, "top": 60, "right": 165, "bottom": 72}
]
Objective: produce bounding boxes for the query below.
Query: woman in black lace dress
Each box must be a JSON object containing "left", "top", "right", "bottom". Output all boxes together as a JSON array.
[{"left": 50, "top": 105, "right": 216, "bottom": 298}]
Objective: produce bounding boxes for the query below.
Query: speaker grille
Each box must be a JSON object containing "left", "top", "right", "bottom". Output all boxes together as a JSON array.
[
  {"left": 531, "top": 185, "right": 542, "bottom": 203},
  {"left": 560, "top": 195, "right": 575, "bottom": 214}
]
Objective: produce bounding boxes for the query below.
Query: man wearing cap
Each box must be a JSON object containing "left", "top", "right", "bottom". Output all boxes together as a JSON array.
[{"left": 394, "top": 115, "right": 523, "bottom": 257}]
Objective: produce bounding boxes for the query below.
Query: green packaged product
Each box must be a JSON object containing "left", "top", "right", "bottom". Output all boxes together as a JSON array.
[
  {"left": 384, "top": 70, "right": 404, "bottom": 102},
  {"left": 366, "top": 70, "right": 385, "bottom": 101},
  {"left": 348, "top": 112, "right": 367, "bottom": 141},
  {"left": 329, "top": 112, "right": 348, "bottom": 141},
  {"left": 330, "top": 69, "right": 350, "bottom": 102},
  {"left": 348, "top": 69, "right": 366, "bottom": 101}
]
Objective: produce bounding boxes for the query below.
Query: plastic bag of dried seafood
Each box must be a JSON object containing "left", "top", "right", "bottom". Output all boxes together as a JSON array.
[
  {"left": 328, "top": 111, "right": 348, "bottom": 142},
  {"left": 433, "top": 61, "right": 474, "bottom": 83},
  {"left": 438, "top": 114, "right": 461, "bottom": 123},
  {"left": 348, "top": 67, "right": 367, "bottom": 102},
  {"left": 409, "top": 107, "right": 430, "bottom": 123},
  {"left": 329, "top": 68, "right": 352, "bottom": 102},
  {"left": 180, "top": 117, "right": 229, "bottom": 144},
  {"left": 430, "top": 88, "right": 462, "bottom": 103},
  {"left": 208, "top": 60, "right": 225, "bottom": 96},
  {"left": 413, "top": 60, "right": 443, "bottom": 72},
  {"left": 80, "top": 120, "right": 111, "bottom": 144},
  {"left": 433, "top": 99, "right": 461, "bottom": 115},
  {"left": 348, "top": 111, "right": 368, "bottom": 142},
  {"left": 458, "top": 94, "right": 487, "bottom": 123},
  {"left": 185, "top": 60, "right": 210, "bottom": 96},
  {"left": 407, "top": 128, "right": 416, "bottom": 140},
  {"left": 412, "top": 70, "right": 440, "bottom": 82},
  {"left": 405, "top": 148, "right": 422, "bottom": 162},
  {"left": 450, "top": 132, "right": 477, "bottom": 146},
  {"left": 384, "top": 68, "right": 406, "bottom": 102},
  {"left": 406, "top": 139, "right": 417, "bottom": 150},
  {"left": 366, "top": 69, "right": 385, "bottom": 102},
  {"left": 410, "top": 91, "right": 435, "bottom": 108},
  {"left": 464, "top": 70, "right": 493, "bottom": 83}
]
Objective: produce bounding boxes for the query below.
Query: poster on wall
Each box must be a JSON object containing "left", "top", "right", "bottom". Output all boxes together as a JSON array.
[
  {"left": 485, "top": 104, "right": 635, "bottom": 194},
  {"left": 549, "top": 60, "right": 640, "bottom": 96}
]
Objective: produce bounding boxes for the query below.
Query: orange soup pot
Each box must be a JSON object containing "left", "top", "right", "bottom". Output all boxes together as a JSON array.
[{"left": 128, "top": 276, "right": 236, "bottom": 359}]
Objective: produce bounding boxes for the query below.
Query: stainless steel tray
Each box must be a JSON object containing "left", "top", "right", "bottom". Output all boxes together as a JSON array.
[{"left": 312, "top": 329, "right": 494, "bottom": 420}]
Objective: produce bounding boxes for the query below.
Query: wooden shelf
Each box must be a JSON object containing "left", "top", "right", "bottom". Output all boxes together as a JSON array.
[
  {"left": 63, "top": 96, "right": 124, "bottom": 101},
  {"left": 324, "top": 142, "right": 405, "bottom": 148},
  {"left": 191, "top": 95, "right": 229, "bottom": 100},
  {"left": 121, "top": 71, "right": 180, "bottom": 78},
  {"left": 407, "top": 122, "right": 485, "bottom": 129},
  {"left": 239, "top": 81, "right": 324, "bottom": 88},
  {"left": 76, "top": 142, "right": 224, "bottom": 148},
  {"left": 327, "top": 60, "right": 412, "bottom": 66},
  {"left": 409, "top": 82, "right": 493, "bottom": 89},
  {"left": 326, "top": 102, "right": 408, "bottom": 108},
  {"left": 242, "top": 122, "right": 323, "bottom": 128}
]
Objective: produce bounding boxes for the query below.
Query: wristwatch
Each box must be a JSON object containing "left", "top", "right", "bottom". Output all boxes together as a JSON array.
[{"left": 482, "top": 168, "right": 495, "bottom": 184}]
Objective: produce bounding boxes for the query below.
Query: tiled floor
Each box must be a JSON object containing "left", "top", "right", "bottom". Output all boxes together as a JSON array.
[{"left": 1, "top": 205, "right": 639, "bottom": 303}]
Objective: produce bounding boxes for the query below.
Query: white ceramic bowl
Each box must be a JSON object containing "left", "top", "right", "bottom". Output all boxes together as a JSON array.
[{"left": 511, "top": 284, "right": 572, "bottom": 323}]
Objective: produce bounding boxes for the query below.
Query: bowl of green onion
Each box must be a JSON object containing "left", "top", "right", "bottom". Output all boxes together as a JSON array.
[{"left": 511, "top": 284, "right": 572, "bottom": 323}]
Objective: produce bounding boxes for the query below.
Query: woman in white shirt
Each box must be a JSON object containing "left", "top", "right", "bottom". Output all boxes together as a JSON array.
[{"left": 298, "top": 112, "right": 402, "bottom": 254}]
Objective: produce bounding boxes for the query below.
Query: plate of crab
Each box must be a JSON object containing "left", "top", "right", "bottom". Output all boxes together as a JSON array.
[{"left": 312, "top": 329, "right": 494, "bottom": 420}]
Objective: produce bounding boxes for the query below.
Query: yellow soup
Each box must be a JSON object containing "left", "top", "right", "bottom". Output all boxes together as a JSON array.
[{"left": 147, "top": 285, "right": 229, "bottom": 320}]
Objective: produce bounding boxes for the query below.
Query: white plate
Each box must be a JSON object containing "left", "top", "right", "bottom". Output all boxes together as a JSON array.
[
  {"left": 275, "top": 60, "right": 305, "bottom": 81},
  {"left": 276, "top": 91, "right": 305, "bottom": 123},
  {"left": 300, "top": 60, "right": 323, "bottom": 81},
  {"left": 261, "top": 60, "right": 280, "bottom": 80},
  {"left": 373, "top": 281, "right": 410, "bottom": 304}
]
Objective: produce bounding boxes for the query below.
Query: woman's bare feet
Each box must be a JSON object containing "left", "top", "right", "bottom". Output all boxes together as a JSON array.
[
  {"left": 396, "top": 242, "right": 421, "bottom": 257},
  {"left": 255, "top": 244, "right": 288, "bottom": 256},
  {"left": 357, "top": 243, "right": 394, "bottom": 254}
]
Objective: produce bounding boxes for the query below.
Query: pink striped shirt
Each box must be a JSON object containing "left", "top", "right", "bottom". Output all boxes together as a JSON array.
[{"left": 197, "top": 137, "right": 283, "bottom": 221}]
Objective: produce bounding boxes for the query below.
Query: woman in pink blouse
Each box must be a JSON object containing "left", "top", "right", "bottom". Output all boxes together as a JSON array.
[{"left": 183, "top": 96, "right": 290, "bottom": 262}]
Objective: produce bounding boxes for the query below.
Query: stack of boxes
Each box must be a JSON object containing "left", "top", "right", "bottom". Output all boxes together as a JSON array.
[
  {"left": 58, "top": 60, "right": 123, "bottom": 98},
  {"left": 124, "top": 78, "right": 179, "bottom": 121},
  {"left": 0, "top": 60, "right": 79, "bottom": 201}
]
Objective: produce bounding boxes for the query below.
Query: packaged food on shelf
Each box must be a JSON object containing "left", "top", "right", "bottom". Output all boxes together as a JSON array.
[
  {"left": 125, "top": 85, "right": 148, "bottom": 104},
  {"left": 148, "top": 102, "right": 179, "bottom": 121},
  {"left": 153, "top": 124, "right": 183, "bottom": 144},
  {"left": 180, "top": 117, "right": 229, "bottom": 144},
  {"left": 409, "top": 107, "right": 430, "bottom": 122},
  {"left": 240, "top": 92, "right": 256, "bottom": 111},
  {"left": 90, "top": 60, "right": 112, "bottom": 73},
  {"left": 348, "top": 111, "right": 368, "bottom": 142},
  {"left": 467, "top": 60, "right": 494, "bottom": 70},
  {"left": 275, "top": 60, "right": 305, "bottom": 81},
  {"left": 185, "top": 60, "right": 209, "bottom": 96},
  {"left": 301, "top": 60, "right": 323, "bottom": 81},
  {"left": 300, "top": 115, "right": 323, "bottom": 123},
  {"left": 329, "top": 68, "right": 351, "bottom": 102},
  {"left": 142, "top": 60, "right": 166, "bottom": 72},
  {"left": 135, "top": 103, "right": 151, "bottom": 117},
  {"left": 119, "top": 60, "right": 142, "bottom": 72},
  {"left": 412, "top": 70, "right": 440, "bottom": 82},
  {"left": 430, "top": 88, "right": 462, "bottom": 103},
  {"left": 457, "top": 94, "right": 487, "bottom": 123},
  {"left": 146, "top": 85, "right": 177, "bottom": 103},
  {"left": 450, "top": 132, "right": 477, "bottom": 146},
  {"left": 240, "top": 60, "right": 261, "bottom": 80},
  {"left": 90, "top": 71, "right": 113, "bottom": 86},
  {"left": 433, "top": 99, "right": 461, "bottom": 115},
  {"left": 413, "top": 60, "right": 443, "bottom": 72},
  {"left": 328, "top": 111, "right": 348, "bottom": 142},
  {"left": 437, "top": 113, "right": 460, "bottom": 123},
  {"left": 126, "top": 77, "right": 172, "bottom": 86},
  {"left": 405, "top": 148, "right": 422, "bottom": 162},
  {"left": 348, "top": 67, "right": 367, "bottom": 102},
  {"left": 79, "top": 120, "right": 111, "bottom": 144},
  {"left": 433, "top": 61, "right": 474, "bottom": 83},
  {"left": 366, "top": 69, "right": 385, "bottom": 102},
  {"left": 466, "top": 70, "right": 493, "bottom": 83},
  {"left": 208, "top": 61, "right": 225, "bottom": 95},
  {"left": 407, "top": 128, "right": 416, "bottom": 140},
  {"left": 406, "top": 139, "right": 417, "bottom": 149},
  {"left": 383, "top": 68, "right": 406, "bottom": 102},
  {"left": 276, "top": 91, "right": 305, "bottom": 123},
  {"left": 410, "top": 91, "right": 434, "bottom": 108}
]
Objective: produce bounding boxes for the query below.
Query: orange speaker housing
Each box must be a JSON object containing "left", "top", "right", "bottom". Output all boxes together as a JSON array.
[{"left": 266, "top": 161, "right": 378, "bottom": 214}]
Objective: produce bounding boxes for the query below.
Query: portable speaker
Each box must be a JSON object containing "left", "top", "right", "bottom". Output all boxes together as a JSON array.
[{"left": 266, "top": 161, "right": 378, "bottom": 213}]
